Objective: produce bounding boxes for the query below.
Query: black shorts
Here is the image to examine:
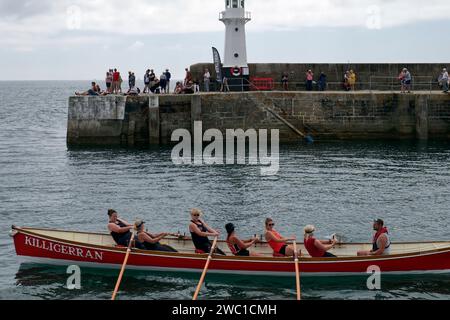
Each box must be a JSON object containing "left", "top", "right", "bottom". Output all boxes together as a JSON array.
[
  {"left": 278, "top": 245, "right": 288, "bottom": 256},
  {"left": 323, "top": 252, "right": 337, "bottom": 258},
  {"left": 236, "top": 249, "right": 250, "bottom": 257},
  {"left": 106, "top": 83, "right": 111, "bottom": 88}
]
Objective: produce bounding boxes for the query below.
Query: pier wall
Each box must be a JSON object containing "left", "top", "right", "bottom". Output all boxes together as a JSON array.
[
  {"left": 190, "top": 63, "right": 449, "bottom": 90},
  {"left": 67, "top": 92, "right": 450, "bottom": 146}
]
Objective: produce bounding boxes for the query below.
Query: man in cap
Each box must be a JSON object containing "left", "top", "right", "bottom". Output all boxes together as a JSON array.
[{"left": 357, "top": 219, "right": 391, "bottom": 256}]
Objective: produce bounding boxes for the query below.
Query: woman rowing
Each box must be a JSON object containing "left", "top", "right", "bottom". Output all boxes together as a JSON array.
[
  {"left": 264, "top": 218, "right": 299, "bottom": 257},
  {"left": 303, "top": 225, "right": 337, "bottom": 258},
  {"left": 134, "top": 220, "right": 178, "bottom": 252},
  {"left": 225, "top": 223, "right": 261, "bottom": 257},
  {"left": 189, "top": 208, "right": 226, "bottom": 255},
  {"left": 107, "top": 209, "right": 134, "bottom": 246}
]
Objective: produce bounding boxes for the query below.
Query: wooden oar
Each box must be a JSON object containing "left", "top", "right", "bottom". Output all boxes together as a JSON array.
[
  {"left": 192, "top": 236, "right": 218, "bottom": 301},
  {"left": 292, "top": 240, "right": 301, "bottom": 301},
  {"left": 111, "top": 230, "right": 135, "bottom": 301}
]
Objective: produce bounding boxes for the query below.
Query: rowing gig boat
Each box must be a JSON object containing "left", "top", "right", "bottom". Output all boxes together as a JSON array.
[{"left": 10, "top": 226, "right": 450, "bottom": 276}]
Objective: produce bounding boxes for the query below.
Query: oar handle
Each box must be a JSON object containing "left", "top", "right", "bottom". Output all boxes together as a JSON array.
[
  {"left": 293, "top": 241, "right": 301, "bottom": 301},
  {"left": 192, "top": 236, "right": 219, "bottom": 301},
  {"left": 111, "top": 230, "right": 136, "bottom": 301}
]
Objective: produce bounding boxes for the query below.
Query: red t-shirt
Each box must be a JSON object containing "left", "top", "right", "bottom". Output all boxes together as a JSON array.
[{"left": 113, "top": 72, "right": 120, "bottom": 82}]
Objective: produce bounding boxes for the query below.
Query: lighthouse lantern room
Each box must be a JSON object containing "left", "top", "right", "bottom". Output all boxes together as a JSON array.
[{"left": 219, "top": 0, "right": 251, "bottom": 89}]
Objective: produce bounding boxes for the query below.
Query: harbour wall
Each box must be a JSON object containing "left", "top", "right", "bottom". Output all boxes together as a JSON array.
[
  {"left": 190, "top": 63, "right": 449, "bottom": 90},
  {"left": 67, "top": 91, "right": 450, "bottom": 146}
]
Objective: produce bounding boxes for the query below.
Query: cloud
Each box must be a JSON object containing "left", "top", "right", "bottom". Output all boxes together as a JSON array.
[
  {"left": 0, "top": 0, "right": 449, "bottom": 52},
  {"left": 127, "top": 40, "right": 145, "bottom": 51}
]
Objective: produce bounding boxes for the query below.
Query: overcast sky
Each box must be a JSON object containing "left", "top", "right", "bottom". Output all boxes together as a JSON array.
[{"left": 1, "top": 0, "right": 450, "bottom": 80}]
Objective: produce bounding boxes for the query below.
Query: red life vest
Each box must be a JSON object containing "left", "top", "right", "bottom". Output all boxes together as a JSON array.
[
  {"left": 267, "top": 230, "right": 286, "bottom": 253},
  {"left": 226, "top": 236, "right": 241, "bottom": 255},
  {"left": 373, "top": 227, "right": 389, "bottom": 251},
  {"left": 304, "top": 236, "right": 325, "bottom": 258}
]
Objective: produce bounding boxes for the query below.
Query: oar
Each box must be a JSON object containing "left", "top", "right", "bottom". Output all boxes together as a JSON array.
[
  {"left": 111, "top": 230, "right": 135, "bottom": 301},
  {"left": 192, "top": 236, "right": 218, "bottom": 301},
  {"left": 292, "top": 240, "right": 301, "bottom": 301}
]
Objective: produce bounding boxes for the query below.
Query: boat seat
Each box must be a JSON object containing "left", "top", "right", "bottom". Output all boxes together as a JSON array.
[
  {"left": 273, "top": 252, "right": 285, "bottom": 258},
  {"left": 195, "top": 249, "right": 206, "bottom": 254}
]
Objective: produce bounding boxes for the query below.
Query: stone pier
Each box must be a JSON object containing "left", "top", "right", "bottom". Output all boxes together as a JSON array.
[{"left": 67, "top": 91, "right": 450, "bottom": 146}]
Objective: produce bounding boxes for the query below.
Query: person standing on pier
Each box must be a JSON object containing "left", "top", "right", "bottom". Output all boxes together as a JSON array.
[
  {"left": 349, "top": 70, "right": 356, "bottom": 91},
  {"left": 281, "top": 72, "right": 289, "bottom": 91},
  {"left": 160, "top": 72, "right": 168, "bottom": 94},
  {"left": 203, "top": 68, "right": 211, "bottom": 92},
  {"left": 305, "top": 70, "right": 314, "bottom": 91},
  {"left": 438, "top": 68, "right": 449, "bottom": 93},
  {"left": 106, "top": 70, "right": 113, "bottom": 93},
  {"left": 318, "top": 72, "right": 327, "bottom": 91},
  {"left": 164, "top": 69, "right": 172, "bottom": 92},
  {"left": 143, "top": 69, "right": 151, "bottom": 94},
  {"left": 128, "top": 71, "right": 136, "bottom": 90},
  {"left": 184, "top": 68, "right": 193, "bottom": 86},
  {"left": 112, "top": 69, "right": 120, "bottom": 94}
]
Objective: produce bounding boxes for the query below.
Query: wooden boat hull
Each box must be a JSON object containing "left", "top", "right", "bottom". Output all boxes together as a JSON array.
[{"left": 11, "top": 226, "right": 450, "bottom": 276}]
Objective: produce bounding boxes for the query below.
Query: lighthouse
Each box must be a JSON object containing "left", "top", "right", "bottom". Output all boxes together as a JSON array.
[{"left": 219, "top": 0, "right": 251, "bottom": 89}]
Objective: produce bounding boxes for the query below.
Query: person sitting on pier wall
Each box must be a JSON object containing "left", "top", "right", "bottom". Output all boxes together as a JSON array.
[
  {"left": 174, "top": 81, "right": 184, "bottom": 94},
  {"left": 75, "top": 82, "right": 105, "bottom": 96},
  {"left": 134, "top": 220, "right": 178, "bottom": 252},
  {"left": 225, "top": 223, "right": 261, "bottom": 257},
  {"left": 107, "top": 209, "right": 134, "bottom": 246},
  {"left": 357, "top": 219, "right": 391, "bottom": 256},
  {"left": 124, "top": 86, "right": 140, "bottom": 96},
  {"left": 189, "top": 208, "right": 226, "bottom": 255},
  {"left": 303, "top": 225, "right": 337, "bottom": 258},
  {"left": 264, "top": 218, "right": 299, "bottom": 257}
]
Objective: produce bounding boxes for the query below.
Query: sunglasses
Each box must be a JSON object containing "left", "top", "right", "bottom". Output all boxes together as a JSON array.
[
  {"left": 192, "top": 214, "right": 200, "bottom": 217},
  {"left": 268, "top": 223, "right": 275, "bottom": 227}
]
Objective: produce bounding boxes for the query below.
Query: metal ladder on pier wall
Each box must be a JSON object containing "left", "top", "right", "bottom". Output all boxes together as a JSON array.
[{"left": 245, "top": 80, "right": 309, "bottom": 140}]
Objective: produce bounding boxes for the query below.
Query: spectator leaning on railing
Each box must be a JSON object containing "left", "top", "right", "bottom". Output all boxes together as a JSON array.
[{"left": 438, "top": 68, "right": 449, "bottom": 93}]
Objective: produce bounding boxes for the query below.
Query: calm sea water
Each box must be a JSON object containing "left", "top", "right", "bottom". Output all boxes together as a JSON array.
[{"left": 1, "top": 81, "right": 450, "bottom": 300}]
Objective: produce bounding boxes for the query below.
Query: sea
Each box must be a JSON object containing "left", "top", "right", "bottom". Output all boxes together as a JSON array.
[{"left": 1, "top": 81, "right": 450, "bottom": 300}]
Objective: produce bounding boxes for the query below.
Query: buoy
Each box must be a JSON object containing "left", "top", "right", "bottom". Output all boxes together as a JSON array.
[{"left": 305, "top": 135, "right": 314, "bottom": 144}]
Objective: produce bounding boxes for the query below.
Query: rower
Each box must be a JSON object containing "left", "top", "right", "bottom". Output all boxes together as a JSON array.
[
  {"left": 189, "top": 208, "right": 226, "bottom": 255},
  {"left": 357, "top": 219, "right": 391, "bottom": 256},
  {"left": 107, "top": 209, "right": 133, "bottom": 247},
  {"left": 264, "top": 218, "right": 299, "bottom": 257},
  {"left": 134, "top": 220, "right": 178, "bottom": 252},
  {"left": 303, "top": 225, "right": 337, "bottom": 258},
  {"left": 225, "top": 223, "right": 260, "bottom": 257}
]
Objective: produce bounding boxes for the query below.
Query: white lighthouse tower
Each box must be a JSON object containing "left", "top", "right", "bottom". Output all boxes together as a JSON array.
[{"left": 219, "top": 0, "right": 251, "bottom": 85}]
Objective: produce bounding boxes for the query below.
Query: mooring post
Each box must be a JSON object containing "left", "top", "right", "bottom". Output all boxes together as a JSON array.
[
  {"left": 148, "top": 95, "right": 160, "bottom": 144},
  {"left": 415, "top": 94, "right": 429, "bottom": 140},
  {"left": 191, "top": 95, "right": 202, "bottom": 133}
]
